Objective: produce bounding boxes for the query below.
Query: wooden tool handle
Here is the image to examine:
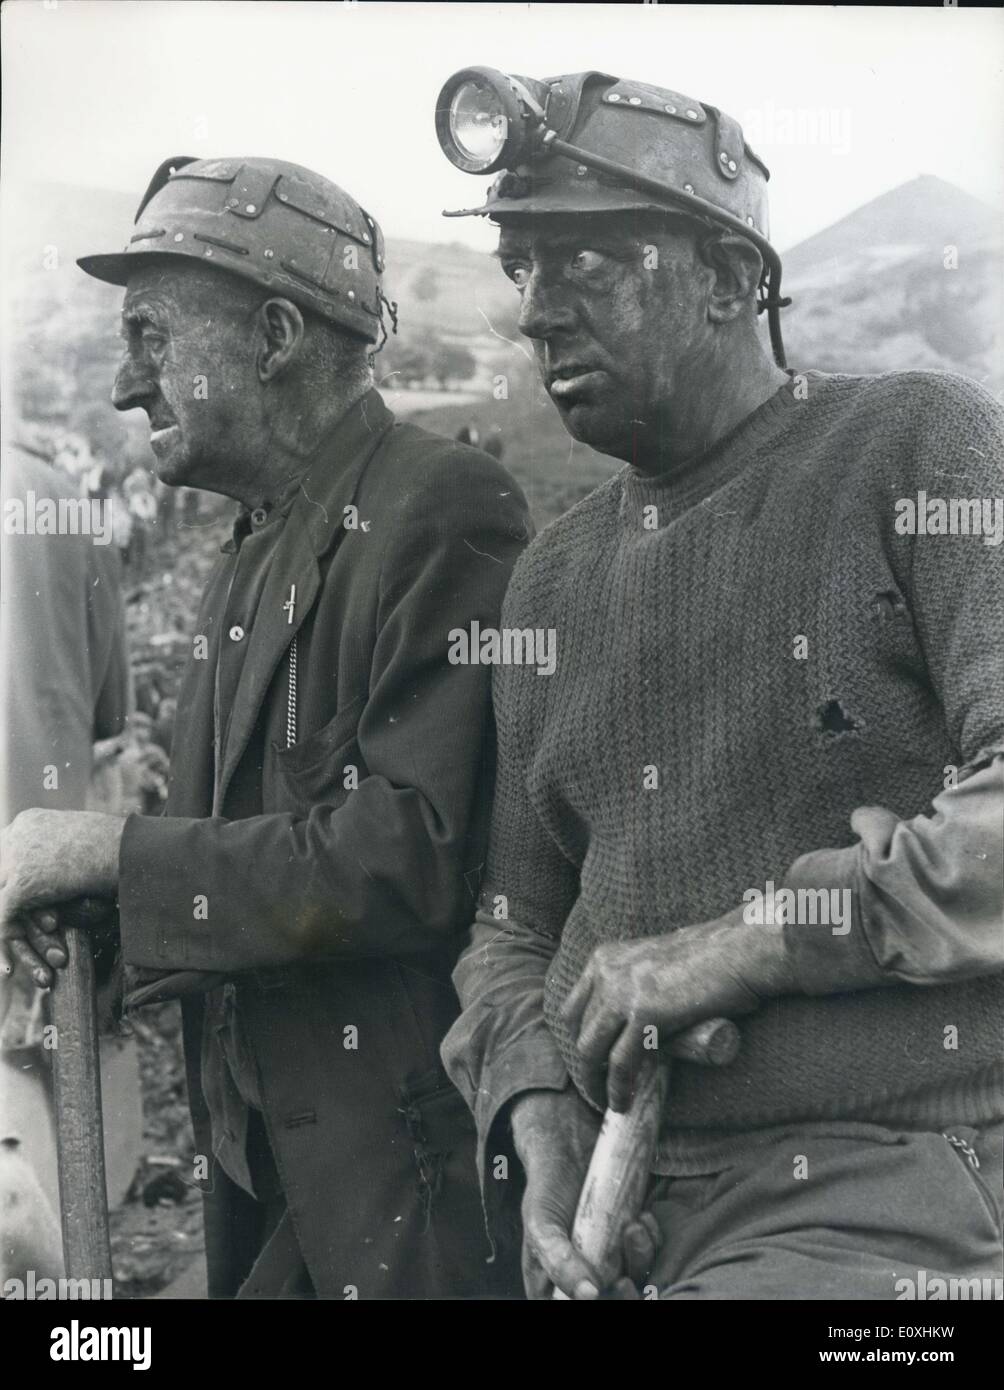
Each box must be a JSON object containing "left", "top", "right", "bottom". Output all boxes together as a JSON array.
[
  {"left": 50, "top": 926, "right": 113, "bottom": 1283},
  {"left": 553, "top": 1017, "right": 739, "bottom": 1299}
]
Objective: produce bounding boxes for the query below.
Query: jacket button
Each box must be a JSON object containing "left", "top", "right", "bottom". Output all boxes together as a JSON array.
[
  {"left": 251, "top": 508, "right": 267, "bottom": 526},
  {"left": 229, "top": 625, "right": 245, "bottom": 642}
]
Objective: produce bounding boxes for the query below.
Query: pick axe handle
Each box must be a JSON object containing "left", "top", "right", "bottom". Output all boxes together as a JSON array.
[
  {"left": 553, "top": 1017, "right": 739, "bottom": 1299},
  {"left": 50, "top": 925, "right": 112, "bottom": 1282}
]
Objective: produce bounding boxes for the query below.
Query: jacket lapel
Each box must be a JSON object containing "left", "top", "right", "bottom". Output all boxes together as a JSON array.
[{"left": 215, "top": 391, "right": 394, "bottom": 808}]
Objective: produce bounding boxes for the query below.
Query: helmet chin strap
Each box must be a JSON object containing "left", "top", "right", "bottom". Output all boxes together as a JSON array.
[{"left": 370, "top": 291, "right": 399, "bottom": 359}]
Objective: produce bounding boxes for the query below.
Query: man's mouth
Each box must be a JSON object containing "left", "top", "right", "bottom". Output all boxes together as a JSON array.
[
  {"left": 148, "top": 423, "right": 180, "bottom": 454},
  {"left": 546, "top": 364, "right": 607, "bottom": 400}
]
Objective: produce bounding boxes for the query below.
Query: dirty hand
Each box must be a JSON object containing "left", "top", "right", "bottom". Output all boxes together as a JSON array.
[
  {"left": 510, "top": 1085, "right": 661, "bottom": 1299},
  {"left": 0, "top": 809, "right": 123, "bottom": 986},
  {"left": 562, "top": 909, "right": 792, "bottom": 1112}
]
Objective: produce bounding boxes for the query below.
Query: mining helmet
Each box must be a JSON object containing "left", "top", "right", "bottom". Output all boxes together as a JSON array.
[
  {"left": 435, "top": 68, "right": 789, "bottom": 365},
  {"left": 78, "top": 156, "right": 390, "bottom": 345}
]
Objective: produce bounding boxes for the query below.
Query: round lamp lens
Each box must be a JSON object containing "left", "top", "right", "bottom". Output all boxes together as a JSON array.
[{"left": 449, "top": 81, "right": 508, "bottom": 170}]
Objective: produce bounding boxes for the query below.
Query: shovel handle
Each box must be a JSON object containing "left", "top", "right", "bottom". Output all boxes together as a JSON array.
[
  {"left": 553, "top": 1018, "right": 739, "bottom": 1299},
  {"left": 50, "top": 924, "right": 112, "bottom": 1282}
]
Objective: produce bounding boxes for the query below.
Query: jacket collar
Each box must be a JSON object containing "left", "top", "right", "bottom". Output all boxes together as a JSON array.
[{"left": 296, "top": 388, "right": 395, "bottom": 558}]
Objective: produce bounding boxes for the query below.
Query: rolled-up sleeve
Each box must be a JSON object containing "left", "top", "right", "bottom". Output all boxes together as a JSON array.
[
  {"left": 783, "top": 754, "right": 1004, "bottom": 993},
  {"left": 442, "top": 911, "right": 569, "bottom": 1193}
]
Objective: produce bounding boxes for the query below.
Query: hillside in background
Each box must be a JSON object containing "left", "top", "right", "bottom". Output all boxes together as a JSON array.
[{"left": 781, "top": 175, "right": 1002, "bottom": 387}]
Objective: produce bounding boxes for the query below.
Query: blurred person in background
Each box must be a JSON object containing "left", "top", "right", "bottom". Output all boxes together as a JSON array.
[{"left": 1, "top": 441, "right": 130, "bottom": 1283}]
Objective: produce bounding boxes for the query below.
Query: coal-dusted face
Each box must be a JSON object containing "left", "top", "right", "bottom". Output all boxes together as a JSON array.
[
  {"left": 495, "top": 211, "right": 712, "bottom": 463},
  {"left": 111, "top": 261, "right": 264, "bottom": 493}
]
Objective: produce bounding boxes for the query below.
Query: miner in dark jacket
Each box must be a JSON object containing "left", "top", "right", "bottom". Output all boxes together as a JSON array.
[{"left": 0, "top": 157, "right": 530, "bottom": 1299}]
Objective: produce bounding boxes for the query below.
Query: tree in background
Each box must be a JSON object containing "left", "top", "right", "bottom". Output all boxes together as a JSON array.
[
  {"left": 412, "top": 266, "right": 440, "bottom": 303},
  {"left": 429, "top": 341, "right": 477, "bottom": 390},
  {"left": 378, "top": 337, "right": 433, "bottom": 388}
]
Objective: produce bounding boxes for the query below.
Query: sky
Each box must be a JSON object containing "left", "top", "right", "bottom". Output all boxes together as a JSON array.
[{"left": 2, "top": 1, "right": 1003, "bottom": 255}]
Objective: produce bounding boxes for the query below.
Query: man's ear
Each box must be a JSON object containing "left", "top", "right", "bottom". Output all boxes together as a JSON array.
[
  {"left": 256, "top": 298, "right": 305, "bottom": 382},
  {"left": 699, "top": 233, "right": 764, "bottom": 324}
]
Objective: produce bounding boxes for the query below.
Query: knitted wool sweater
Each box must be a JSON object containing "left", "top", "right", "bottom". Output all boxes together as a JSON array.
[{"left": 482, "top": 369, "right": 1004, "bottom": 1145}]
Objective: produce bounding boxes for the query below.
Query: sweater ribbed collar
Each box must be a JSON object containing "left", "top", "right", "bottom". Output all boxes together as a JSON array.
[{"left": 620, "top": 370, "right": 823, "bottom": 522}]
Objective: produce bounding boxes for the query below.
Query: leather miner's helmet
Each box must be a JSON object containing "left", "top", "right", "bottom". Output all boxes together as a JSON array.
[
  {"left": 78, "top": 156, "right": 390, "bottom": 345},
  {"left": 435, "top": 68, "right": 789, "bottom": 364}
]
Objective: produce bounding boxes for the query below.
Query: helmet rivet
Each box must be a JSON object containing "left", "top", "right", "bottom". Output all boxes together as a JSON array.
[
  {"left": 728, "top": 160, "right": 737, "bottom": 173},
  {"left": 628, "top": 97, "right": 641, "bottom": 106},
  {"left": 684, "top": 184, "right": 694, "bottom": 194},
  {"left": 204, "top": 248, "right": 213, "bottom": 257},
  {"left": 607, "top": 93, "right": 621, "bottom": 102},
  {"left": 264, "top": 249, "right": 274, "bottom": 258},
  {"left": 720, "top": 152, "right": 729, "bottom": 163},
  {"left": 278, "top": 193, "right": 289, "bottom": 202},
  {"left": 228, "top": 198, "right": 238, "bottom": 208},
  {"left": 245, "top": 204, "right": 256, "bottom": 214},
  {"left": 686, "top": 109, "right": 699, "bottom": 119},
  {"left": 746, "top": 216, "right": 755, "bottom": 226},
  {"left": 347, "top": 290, "right": 355, "bottom": 300},
  {"left": 173, "top": 233, "right": 184, "bottom": 242},
  {"left": 664, "top": 104, "right": 676, "bottom": 114},
  {"left": 576, "top": 165, "right": 588, "bottom": 176},
  {"left": 362, "top": 233, "right": 371, "bottom": 243}
]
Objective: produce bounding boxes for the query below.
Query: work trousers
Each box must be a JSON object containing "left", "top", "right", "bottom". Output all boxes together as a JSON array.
[{"left": 648, "top": 1122, "right": 1003, "bottom": 1300}]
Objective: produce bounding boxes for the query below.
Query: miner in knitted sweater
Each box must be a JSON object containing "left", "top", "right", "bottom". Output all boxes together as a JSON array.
[{"left": 435, "top": 70, "right": 1004, "bottom": 1299}]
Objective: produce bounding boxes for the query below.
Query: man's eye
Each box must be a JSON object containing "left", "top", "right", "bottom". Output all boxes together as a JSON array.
[
  {"left": 121, "top": 320, "right": 164, "bottom": 347},
  {"left": 507, "top": 265, "right": 530, "bottom": 289},
  {"left": 570, "top": 249, "right": 606, "bottom": 272}
]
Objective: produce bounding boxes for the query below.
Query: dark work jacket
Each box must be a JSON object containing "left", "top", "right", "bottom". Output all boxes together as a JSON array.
[{"left": 118, "top": 391, "right": 531, "bottom": 1298}]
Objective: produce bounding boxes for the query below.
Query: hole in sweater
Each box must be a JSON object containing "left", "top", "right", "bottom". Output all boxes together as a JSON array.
[
  {"left": 816, "top": 699, "right": 860, "bottom": 736},
  {"left": 870, "top": 589, "right": 907, "bottom": 620}
]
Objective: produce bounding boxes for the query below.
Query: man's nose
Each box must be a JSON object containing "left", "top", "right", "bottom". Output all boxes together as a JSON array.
[
  {"left": 517, "top": 268, "right": 576, "bottom": 342},
  {"left": 111, "top": 354, "right": 154, "bottom": 413}
]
